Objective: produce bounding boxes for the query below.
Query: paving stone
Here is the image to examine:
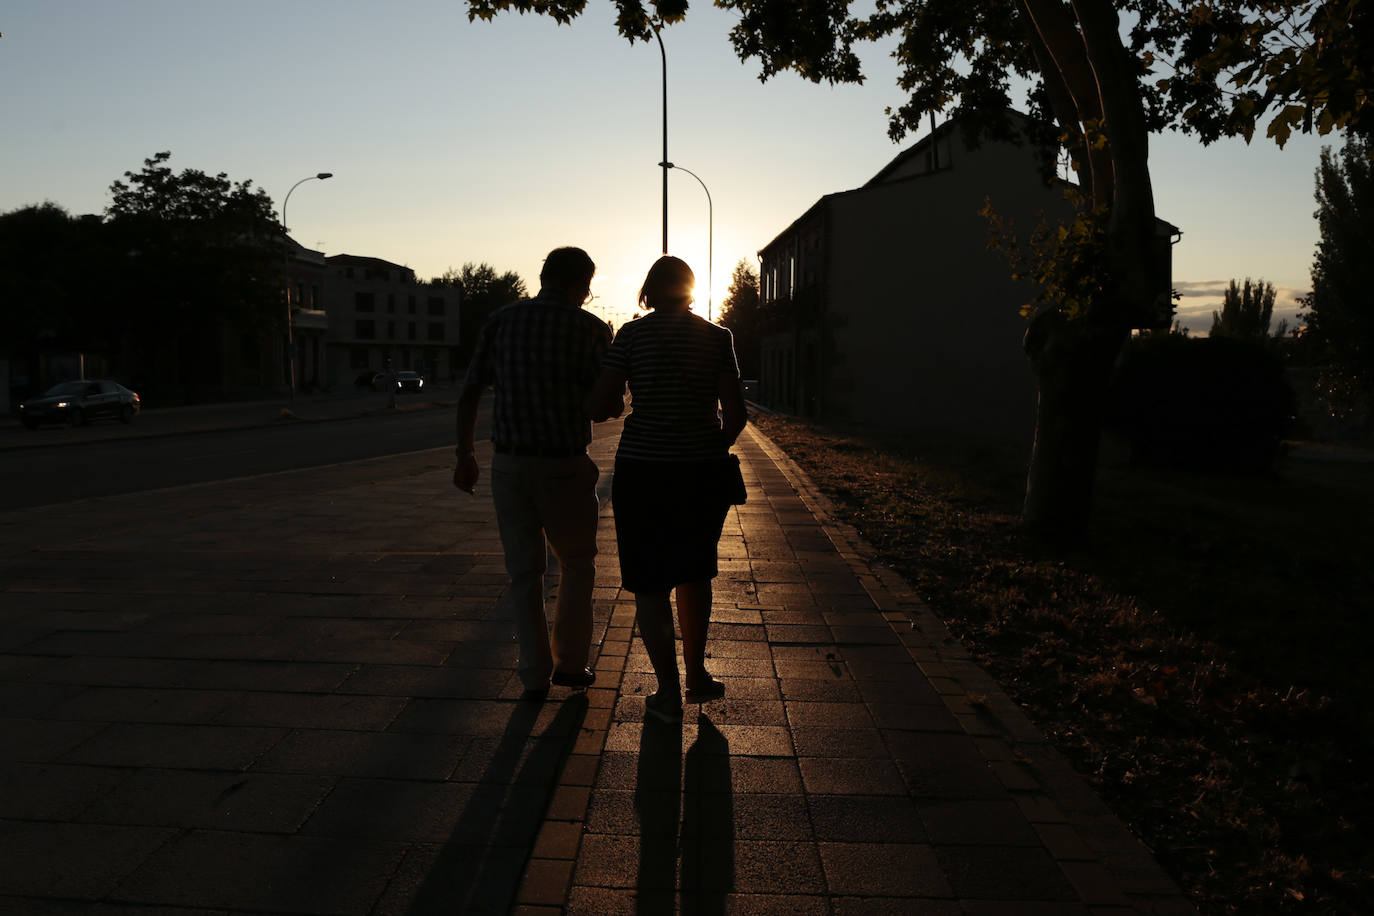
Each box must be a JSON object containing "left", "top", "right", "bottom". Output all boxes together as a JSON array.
[
  {"left": 58, "top": 723, "right": 287, "bottom": 770},
  {"left": 807, "top": 795, "right": 927, "bottom": 843},
  {"left": 778, "top": 678, "right": 864, "bottom": 702},
  {"left": 832, "top": 897, "right": 963, "bottom": 915},
  {"left": 211, "top": 691, "right": 406, "bottom": 730},
  {"left": 934, "top": 845, "right": 1079, "bottom": 901},
  {"left": 686, "top": 839, "right": 827, "bottom": 894},
  {"left": 884, "top": 731, "right": 1009, "bottom": 799},
  {"left": 114, "top": 829, "right": 407, "bottom": 914},
  {"left": 0, "top": 717, "right": 106, "bottom": 763},
  {"left": 0, "top": 821, "right": 174, "bottom": 899},
  {"left": 799, "top": 756, "right": 906, "bottom": 795},
  {"left": 692, "top": 756, "right": 803, "bottom": 795},
  {"left": 789, "top": 725, "right": 889, "bottom": 758},
  {"left": 77, "top": 768, "right": 330, "bottom": 833},
  {"left": 918, "top": 799, "right": 1042, "bottom": 846},
  {"left": 251, "top": 728, "right": 469, "bottom": 780},
  {"left": 817, "top": 842, "right": 953, "bottom": 897},
  {"left": 0, "top": 762, "right": 132, "bottom": 820}
]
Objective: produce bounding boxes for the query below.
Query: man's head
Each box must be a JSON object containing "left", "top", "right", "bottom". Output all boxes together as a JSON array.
[{"left": 540, "top": 247, "right": 596, "bottom": 306}]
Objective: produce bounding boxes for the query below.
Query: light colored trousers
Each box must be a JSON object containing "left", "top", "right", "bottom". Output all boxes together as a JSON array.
[{"left": 490, "top": 451, "right": 600, "bottom": 689}]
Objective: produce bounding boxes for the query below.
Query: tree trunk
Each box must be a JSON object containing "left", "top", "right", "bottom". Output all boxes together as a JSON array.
[{"left": 1022, "top": 314, "right": 1128, "bottom": 542}]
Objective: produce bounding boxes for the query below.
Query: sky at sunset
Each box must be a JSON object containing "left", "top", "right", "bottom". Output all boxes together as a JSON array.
[{"left": 2, "top": 0, "right": 1338, "bottom": 334}]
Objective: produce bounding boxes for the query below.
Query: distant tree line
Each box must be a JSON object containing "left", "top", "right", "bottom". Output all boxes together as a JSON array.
[
  {"left": 1, "top": 152, "right": 281, "bottom": 402},
  {"left": 2, "top": 151, "right": 531, "bottom": 402}
]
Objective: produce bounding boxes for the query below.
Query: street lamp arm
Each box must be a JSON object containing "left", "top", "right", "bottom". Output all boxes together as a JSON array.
[
  {"left": 279, "top": 171, "right": 333, "bottom": 400},
  {"left": 665, "top": 163, "right": 714, "bottom": 322}
]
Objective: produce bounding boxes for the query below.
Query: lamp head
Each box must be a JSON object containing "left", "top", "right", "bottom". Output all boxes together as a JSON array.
[
  {"left": 659, "top": 162, "right": 674, "bottom": 169},
  {"left": 317, "top": 172, "right": 333, "bottom": 180}
]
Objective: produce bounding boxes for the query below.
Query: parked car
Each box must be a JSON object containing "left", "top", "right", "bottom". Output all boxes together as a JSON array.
[
  {"left": 371, "top": 370, "right": 424, "bottom": 393},
  {"left": 354, "top": 370, "right": 378, "bottom": 388},
  {"left": 18, "top": 379, "right": 141, "bottom": 429}
]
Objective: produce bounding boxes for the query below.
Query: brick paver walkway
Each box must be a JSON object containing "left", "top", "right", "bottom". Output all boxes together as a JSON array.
[{"left": 0, "top": 416, "right": 1191, "bottom": 914}]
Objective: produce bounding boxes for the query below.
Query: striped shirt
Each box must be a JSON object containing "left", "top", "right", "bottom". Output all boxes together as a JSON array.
[
  {"left": 464, "top": 291, "right": 612, "bottom": 451},
  {"left": 603, "top": 310, "right": 739, "bottom": 460}
]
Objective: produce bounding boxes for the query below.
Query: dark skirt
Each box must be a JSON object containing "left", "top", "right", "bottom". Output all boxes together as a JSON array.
[{"left": 612, "top": 456, "right": 731, "bottom": 594}]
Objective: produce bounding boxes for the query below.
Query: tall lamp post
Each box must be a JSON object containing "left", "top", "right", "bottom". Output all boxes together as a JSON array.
[
  {"left": 652, "top": 23, "right": 668, "bottom": 255},
  {"left": 661, "top": 162, "right": 713, "bottom": 321},
  {"left": 280, "top": 171, "right": 333, "bottom": 399}
]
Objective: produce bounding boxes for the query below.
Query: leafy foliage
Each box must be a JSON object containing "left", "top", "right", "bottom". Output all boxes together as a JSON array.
[
  {"left": 437, "top": 262, "right": 529, "bottom": 362},
  {"left": 717, "top": 259, "right": 761, "bottom": 377},
  {"left": 1150, "top": 0, "right": 1374, "bottom": 146},
  {"left": 1210, "top": 277, "right": 1278, "bottom": 339},
  {"left": 1109, "top": 332, "right": 1294, "bottom": 470},
  {"left": 983, "top": 192, "right": 1110, "bottom": 321},
  {"left": 0, "top": 204, "right": 111, "bottom": 357},
  {"left": 1301, "top": 135, "right": 1374, "bottom": 429},
  {"left": 105, "top": 151, "right": 281, "bottom": 334}
]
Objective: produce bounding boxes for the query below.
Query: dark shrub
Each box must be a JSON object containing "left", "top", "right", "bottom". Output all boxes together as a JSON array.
[{"left": 1107, "top": 334, "right": 1294, "bottom": 472}]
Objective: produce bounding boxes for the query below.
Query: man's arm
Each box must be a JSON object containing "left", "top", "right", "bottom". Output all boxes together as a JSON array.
[
  {"left": 453, "top": 381, "right": 484, "bottom": 493},
  {"left": 585, "top": 367, "right": 626, "bottom": 422}
]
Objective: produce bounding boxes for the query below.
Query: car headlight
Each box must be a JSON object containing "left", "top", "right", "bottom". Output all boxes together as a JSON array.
[{"left": 56, "top": 401, "right": 69, "bottom": 408}]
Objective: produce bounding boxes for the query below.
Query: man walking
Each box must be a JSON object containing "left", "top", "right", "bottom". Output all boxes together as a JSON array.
[{"left": 454, "top": 247, "right": 615, "bottom": 697}]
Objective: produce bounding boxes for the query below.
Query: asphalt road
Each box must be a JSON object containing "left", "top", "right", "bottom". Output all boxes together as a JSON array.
[{"left": 0, "top": 406, "right": 468, "bottom": 511}]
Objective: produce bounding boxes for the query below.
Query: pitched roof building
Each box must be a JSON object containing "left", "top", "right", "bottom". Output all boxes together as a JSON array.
[{"left": 757, "top": 112, "right": 1177, "bottom": 441}]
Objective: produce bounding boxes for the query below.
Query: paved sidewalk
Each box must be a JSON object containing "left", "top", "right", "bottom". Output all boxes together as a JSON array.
[{"left": 0, "top": 419, "right": 1191, "bottom": 914}]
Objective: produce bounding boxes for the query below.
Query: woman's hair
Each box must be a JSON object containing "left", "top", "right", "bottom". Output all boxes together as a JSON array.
[{"left": 637, "top": 256, "right": 695, "bottom": 310}]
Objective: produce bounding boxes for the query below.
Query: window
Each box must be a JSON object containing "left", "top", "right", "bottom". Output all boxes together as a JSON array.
[
  {"left": 355, "top": 319, "right": 376, "bottom": 340},
  {"left": 350, "top": 348, "right": 370, "bottom": 369},
  {"left": 408, "top": 322, "right": 416, "bottom": 341},
  {"left": 310, "top": 285, "right": 319, "bottom": 307},
  {"left": 345, "top": 267, "right": 355, "bottom": 279},
  {"left": 355, "top": 292, "right": 375, "bottom": 313},
  {"left": 408, "top": 295, "right": 416, "bottom": 314},
  {"left": 427, "top": 296, "right": 446, "bottom": 316},
  {"left": 427, "top": 322, "right": 445, "bottom": 342},
  {"left": 387, "top": 293, "right": 395, "bottom": 314},
  {"left": 387, "top": 321, "right": 396, "bottom": 340}
]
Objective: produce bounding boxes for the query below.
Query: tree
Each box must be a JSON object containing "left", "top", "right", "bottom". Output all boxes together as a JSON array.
[
  {"left": 1301, "top": 134, "right": 1374, "bottom": 425},
  {"left": 718, "top": 259, "right": 762, "bottom": 377},
  {"left": 466, "top": 0, "right": 1361, "bottom": 539},
  {"left": 438, "top": 262, "right": 529, "bottom": 363},
  {"left": 105, "top": 152, "right": 281, "bottom": 396},
  {"left": 1210, "top": 278, "right": 1277, "bottom": 339}
]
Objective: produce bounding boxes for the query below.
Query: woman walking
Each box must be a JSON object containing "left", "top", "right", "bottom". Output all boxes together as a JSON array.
[{"left": 587, "top": 256, "right": 747, "bottom": 723}]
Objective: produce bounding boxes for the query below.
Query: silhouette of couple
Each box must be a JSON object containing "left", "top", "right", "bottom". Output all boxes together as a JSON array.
[{"left": 455, "top": 247, "right": 747, "bottom": 723}]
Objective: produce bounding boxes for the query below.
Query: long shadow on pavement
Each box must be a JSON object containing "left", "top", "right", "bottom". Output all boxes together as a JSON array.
[{"left": 401, "top": 694, "right": 588, "bottom": 913}]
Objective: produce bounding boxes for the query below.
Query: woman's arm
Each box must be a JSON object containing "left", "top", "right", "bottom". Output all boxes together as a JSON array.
[
  {"left": 718, "top": 371, "right": 747, "bottom": 448},
  {"left": 585, "top": 367, "right": 627, "bottom": 422}
]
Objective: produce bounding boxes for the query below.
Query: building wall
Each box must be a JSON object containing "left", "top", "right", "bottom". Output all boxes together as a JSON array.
[
  {"left": 825, "top": 138, "right": 1071, "bottom": 441},
  {"left": 322, "top": 259, "right": 461, "bottom": 388}
]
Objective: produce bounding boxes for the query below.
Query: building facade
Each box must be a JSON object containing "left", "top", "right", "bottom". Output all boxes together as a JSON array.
[
  {"left": 757, "top": 113, "right": 1176, "bottom": 442},
  {"left": 322, "top": 255, "right": 462, "bottom": 388}
]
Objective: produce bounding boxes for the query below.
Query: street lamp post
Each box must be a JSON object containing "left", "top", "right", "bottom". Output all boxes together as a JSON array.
[
  {"left": 652, "top": 23, "right": 668, "bottom": 255},
  {"left": 280, "top": 171, "right": 333, "bottom": 399},
  {"left": 662, "top": 162, "right": 713, "bottom": 321}
]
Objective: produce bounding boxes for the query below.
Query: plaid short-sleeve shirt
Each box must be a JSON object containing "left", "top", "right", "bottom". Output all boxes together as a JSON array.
[{"left": 464, "top": 291, "right": 612, "bottom": 451}]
